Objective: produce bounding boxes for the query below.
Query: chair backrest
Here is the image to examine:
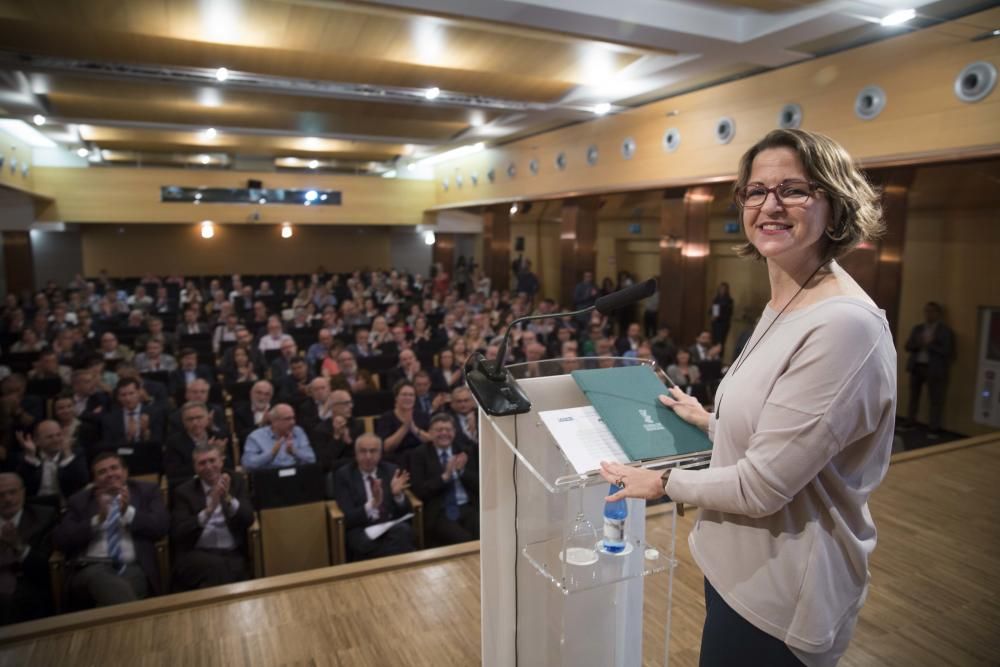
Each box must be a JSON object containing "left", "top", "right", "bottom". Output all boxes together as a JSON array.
[
  {"left": 250, "top": 463, "right": 325, "bottom": 510},
  {"left": 117, "top": 444, "right": 163, "bottom": 476},
  {"left": 259, "top": 501, "right": 329, "bottom": 576}
]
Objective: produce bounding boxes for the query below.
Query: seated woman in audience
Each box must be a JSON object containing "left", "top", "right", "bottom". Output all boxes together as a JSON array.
[
  {"left": 463, "top": 323, "right": 487, "bottom": 354},
  {"left": 449, "top": 337, "right": 470, "bottom": 368},
  {"left": 11, "top": 328, "right": 45, "bottom": 353},
  {"left": 224, "top": 346, "right": 259, "bottom": 389},
  {"left": 369, "top": 315, "right": 393, "bottom": 351},
  {"left": 431, "top": 349, "right": 465, "bottom": 393},
  {"left": 666, "top": 349, "right": 704, "bottom": 401},
  {"left": 375, "top": 380, "right": 431, "bottom": 465}
]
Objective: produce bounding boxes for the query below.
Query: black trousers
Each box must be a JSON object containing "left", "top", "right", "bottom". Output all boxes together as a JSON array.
[
  {"left": 700, "top": 578, "right": 805, "bottom": 667},
  {"left": 908, "top": 363, "right": 947, "bottom": 431},
  {"left": 429, "top": 503, "right": 479, "bottom": 546},
  {"left": 173, "top": 548, "right": 248, "bottom": 591}
]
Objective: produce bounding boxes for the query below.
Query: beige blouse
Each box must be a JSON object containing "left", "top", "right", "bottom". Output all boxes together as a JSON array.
[{"left": 666, "top": 297, "right": 897, "bottom": 666}]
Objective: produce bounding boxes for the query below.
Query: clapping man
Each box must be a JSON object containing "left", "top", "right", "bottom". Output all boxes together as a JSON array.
[
  {"left": 240, "top": 404, "right": 315, "bottom": 471},
  {"left": 170, "top": 443, "right": 254, "bottom": 591},
  {"left": 333, "top": 434, "right": 415, "bottom": 561},
  {"left": 0, "top": 473, "right": 57, "bottom": 624},
  {"left": 15, "top": 420, "right": 89, "bottom": 500},
  {"left": 164, "top": 402, "right": 230, "bottom": 482}
]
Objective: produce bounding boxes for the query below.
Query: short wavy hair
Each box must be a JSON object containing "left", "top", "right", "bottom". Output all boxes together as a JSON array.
[{"left": 733, "top": 129, "right": 884, "bottom": 262}]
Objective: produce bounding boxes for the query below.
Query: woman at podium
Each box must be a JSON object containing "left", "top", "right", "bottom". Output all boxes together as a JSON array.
[{"left": 601, "top": 128, "right": 896, "bottom": 667}]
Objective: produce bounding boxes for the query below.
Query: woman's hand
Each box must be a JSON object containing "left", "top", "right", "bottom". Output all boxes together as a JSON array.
[
  {"left": 659, "top": 386, "right": 710, "bottom": 433},
  {"left": 599, "top": 461, "right": 665, "bottom": 501}
]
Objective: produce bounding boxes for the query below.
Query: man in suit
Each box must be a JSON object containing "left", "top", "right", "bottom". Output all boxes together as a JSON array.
[
  {"left": 309, "top": 389, "right": 365, "bottom": 476},
  {"left": 268, "top": 338, "right": 299, "bottom": 383},
  {"left": 53, "top": 452, "right": 169, "bottom": 607},
  {"left": 70, "top": 368, "right": 111, "bottom": 419},
  {"left": 409, "top": 414, "right": 479, "bottom": 546},
  {"left": 15, "top": 420, "right": 89, "bottom": 500},
  {"left": 614, "top": 322, "right": 643, "bottom": 356},
  {"left": 97, "top": 378, "right": 166, "bottom": 455},
  {"left": 448, "top": 387, "right": 478, "bottom": 450},
  {"left": 233, "top": 380, "right": 274, "bottom": 446},
  {"left": 0, "top": 472, "right": 57, "bottom": 625},
  {"left": 164, "top": 402, "right": 230, "bottom": 482},
  {"left": 167, "top": 348, "right": 214, "bottom": 402},
  {"left": 175, "top": 307, "right": 205, "bottom": 336},
  {"left": 166, "top": 378, "right": 227, "bottom": 437},
  {"left": 135, "top": 316, "right": 177, "bottom": 356},
  {"left": 133, "top": 339, "right": 178, "bottom": 373},
  {"left": 905, "top": 301, "right": 956, "bottom": 435},
  {"left": 170, "top": 442, "right": 254, "bottom": 591},
  {"left": 297, "top": 376, "right": 333, "bottom": 435},
  {"left": 333, "top": 433, "right": 414, "bottom": 561}
]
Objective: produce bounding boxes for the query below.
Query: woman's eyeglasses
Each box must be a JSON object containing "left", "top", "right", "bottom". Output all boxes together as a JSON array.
[{"left": 735, "top": 180, "right": 821, "bottom": 208}]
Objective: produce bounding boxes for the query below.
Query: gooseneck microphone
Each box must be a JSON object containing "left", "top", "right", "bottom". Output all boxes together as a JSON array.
[{"left": 466, "top": 278, "right": 657, "bottom": 416}]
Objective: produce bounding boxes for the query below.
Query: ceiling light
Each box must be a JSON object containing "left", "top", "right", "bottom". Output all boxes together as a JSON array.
[
  {"left": 304, "top": 201, "right": 311, "bottom": 206},
  {"left": 423, "top": 230, "right": 436, "bottom": 245},
  {"left": 592, "top": 102, "right": 612, "bottom": 116},
  {"left": 0, "top": 119, "right": 57, "bottom": 148},
  {"left": 281, "top": 222, "right": 293, "bottom": 239},
  {"left": 194, "top": 192, "right": 203, "bottom": 200},
  {"left": 215, "top": 67, "right": 229, "bottom": 82},
  {"left": 203, "top": 127, "right": 217, "bottom": 139},
  {"left": 199, "top": 154, "right": 211, "bottom": 164},
  {"left": 308, "top": 159, "right": 319, "bottom": 169},
  {"left": 258, "top": 197, "right": 267, "bottom": 204},
  {"left": 424, "top": 86, "right": 441, "bottom": 100},
  {"left": 76, "top": 147, "right": 89, "bottom": 158},
  {"left": 510, "top": 203, "right": 519, "bottom": 215},
  {"left": 305, "top": 190, "right": 318, "bottom": 202},
  {"left": 319, "top": 193, "right": 328, "bottom": 201},
  {"left": 414, "top": 142, "right": 486, "bottom": 169},
  {"left": 407, "top": 163, "right": 417, "bottom": 172},
  {"left": 32, "top": 114, "right": 46, "bottom": 126},
  {"left": 880, "top": 8, "right": 916, "bottom": 26},
  {"left": 382, "top": 170, "right": 397, "bottom": 179},
  {"left": 200, "top": 221, "right": 215, "bottom": 239}
]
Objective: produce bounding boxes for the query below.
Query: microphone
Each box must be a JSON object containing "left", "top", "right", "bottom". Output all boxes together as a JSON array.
[{"left": 465, "top": 278, "right": 658, "bottom": 416}]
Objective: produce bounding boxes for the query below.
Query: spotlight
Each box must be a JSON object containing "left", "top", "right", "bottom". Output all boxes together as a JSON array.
[
  {"left": 215, "top": 67, "right": 229, "bottom": 82},
  {"left": 204, "top": 127, "right": 217, "bottom": 138},
  {"left": 199, "top": 155, "right": 211, "bottom": 165},
  {"left": 194, "top": 192, "right": 203, "bottom": 200},
  {"left": 305, "top": 190, "right": 318, "bottom": 202},
  {"left": 32, "top": 114, "right": 46, "bottom": 126},
  {"left": 592, "top": 102, "right": 611, "bottom": 116},
  {"left": 258, "top": 197, "right": 267, "bottom": 204},
  {"left": 880, "top": 8, "right": 915, "bottom": 26},
  {"left": 76, "top": 147, "right": 89, "bottom": 158},
  {"left": 281, "top": 222, "right": 293, "bottom": 239},
  {"left": 510, "top": 203, "right": 519, "bottom": 215},
  {"left": 308, "top": 159, "right": 319, "bottom": 169},
  {"left": 200, "top": 221, "right": 215, "bottom": 239},
  {"left": 423, "top": 230, "right": 436, "bottom": 245},
  {"left": 319, "top": 194, "right": 328, "bottom": 201},
  {"left": 424, "top": 87, "right": 441, "bottom": 100}
]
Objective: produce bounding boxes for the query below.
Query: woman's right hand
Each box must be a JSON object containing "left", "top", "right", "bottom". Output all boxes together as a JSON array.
[{"left": 659, "top": 386, "right": 710, "bottom": 433}]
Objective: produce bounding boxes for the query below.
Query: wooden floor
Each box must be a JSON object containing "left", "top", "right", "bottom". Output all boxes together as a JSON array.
[{"left": 2, "top": 439, "right": 998, "bottom": 666}]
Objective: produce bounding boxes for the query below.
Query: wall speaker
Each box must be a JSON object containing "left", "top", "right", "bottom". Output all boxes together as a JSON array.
[
  {"left": 586, "top": 144, "right": 599, "bottom": 166},
  {"left": 778, "top": 103, "right": 802, "bottom": 129},
  {"left": 854, "top": 85, "right": 886, "bottom": 120},
  {"left": 529, "top": 158, "right": 539, "bottom": 175},
  {"left": 715, "top": 117, "right": 735, "bottom": 144},
  {"left": 662, "top": 127, "right": 681, "bottom": 153},
  {"left": 507, "top": 162, "right": 517, "bottom": 178},
  {"left": 621, "top": 137, "right": 637, "bottom": 160},
  {"left": 554, "top": 152, "right": 567, "bottom": 170},
  {"left": 954, "top": 61, "right": 997, "bottom": 103}
]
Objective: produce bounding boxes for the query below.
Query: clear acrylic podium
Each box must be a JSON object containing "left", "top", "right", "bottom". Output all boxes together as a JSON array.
[{"left": 477, "top": 357, "right": 712, "bottom": 667}]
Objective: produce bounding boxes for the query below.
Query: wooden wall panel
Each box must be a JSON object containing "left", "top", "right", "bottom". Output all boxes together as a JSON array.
[
  {"left": 431, "top": 15, "right": 1000, "bottom": 209},
  {"left": 559, "top": 198, "right": 598, "bottom": 308},
  {"left": 480, "top": 206, "right": 510, "bottom": 294},
  {"left": 432, "top": 232, "right": 456, "bottom": 275},
  {"left": 80, "top": 224, "right": 391, "bottom": 277},
  {"left": 2, "top": 231, "right": 34, "bottom": 295},
  {"left": 33, "top": 167, "right": 435, "bottom": 226}
]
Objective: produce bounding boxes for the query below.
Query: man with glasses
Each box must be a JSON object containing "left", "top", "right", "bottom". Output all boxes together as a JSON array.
[
  {"left": 310, "top": 389, "right": 365, "bottom": 475},
  {"left": 240, "top": 403, "right": 315, "bottom": 471}
]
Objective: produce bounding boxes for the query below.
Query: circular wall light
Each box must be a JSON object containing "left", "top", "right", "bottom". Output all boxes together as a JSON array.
[
  {"left": 586, "top": 145, "right": 599, "bottom": 166},
  {"left": 715, "top": 117, "right": 736, "bottom": 144},
  {"left": 555, "top": 152, "right": 567, "bottom": 170},
  {"left": 778, "top": 103, "right": 803, "bottom": 129},
  {"left": 621, "top": 137, "right": 636, "bottom": 160},
  {"left": 854, "top": 85, "right": 886, "bottom": 120},
  {"left": 662, "top": 128, "right": 681, "bottom": 153},
  {"left": 954, "top": 61, "right": 997, "bottom": 103}
]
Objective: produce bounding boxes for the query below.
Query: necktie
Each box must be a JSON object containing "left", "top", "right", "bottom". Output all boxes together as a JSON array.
[
  {"left": 129, "top": 411, "right": 140, "bottom": 442},
  {"left": 439, "top": 450, "right": 460, "bottom": 521},
  {"left": 466, "top": 414, "right": 477, "bottom": 440},
  {"left": 366, "top": 475, "right": 381, "bottom": 520},
  {"left": 106, "top": 496, "right": 125, "bottom": 573}
]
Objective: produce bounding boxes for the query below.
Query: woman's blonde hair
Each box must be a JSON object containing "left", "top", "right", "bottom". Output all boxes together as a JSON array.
[{"left": 734, "top": 129, "right": 884, "bottom": 262}]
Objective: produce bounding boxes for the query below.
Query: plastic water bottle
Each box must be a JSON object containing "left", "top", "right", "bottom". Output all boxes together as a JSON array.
[{"left": 602, "top": 484, "right": 627, "bottom": 553}]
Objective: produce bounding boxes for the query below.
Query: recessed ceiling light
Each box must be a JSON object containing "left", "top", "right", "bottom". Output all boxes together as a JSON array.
[
  {"left": 592, "top": 102, "right": 611, "bottom": 116},
  {"left": 308, "top": 159, "right": 319, "bottom": 169},
  {"left": 258, "top": 197, "right": 267, "bottom": 204},
  {"left": 305, "top": 190, "right": 318, "bottom": 202},
  {"left": 194, "top": 192, "right": 203, "bottom": 200},
  {"left": 199, "top": 155, "right": 211, "bottom": 164},
  {"left": 424, "top": 86, "right": 441, "bottom": 100},
  {"left": 281, "top": 222, "right": 293, "bottom": 239},
  {"left": 880, "top": 8, "right": 915, "bottom": 26},
  {"left": 200, "top": 221, "right": 215, "bottom": 239},
  {"left": 215, "top": 67, "right": 229, "bottom": 82},
  {"left": 204, "top": 127, "right": 217, "bottom": 139},
  {"left": 423, "top": 230, "right": 436, "bottom": 245},
  {"left": 510, "top": 203, "right": 519, "bottom": 215},
  {"left": 76, "top": 147, "right": 89, "bottom": 158},
  {"left": 32, "top": 114, "right": 46, "bottom": 126},
  {"left": 320, "top": 194, "right": 328, "bottom": 201}
]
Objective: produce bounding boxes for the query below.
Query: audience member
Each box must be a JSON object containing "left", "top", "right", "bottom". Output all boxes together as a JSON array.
[
  {"left": 167, "top": 348, "right": 214, "bottom": 399},
  {"left": 409, "top": 414, "right": 479, "bottom": 546},
  {"left": 170, "top": 443, "right": 254, "bottom": 591},
  {"left": 241, "top": 404, "right": 315, "bottom": 471},
  {"left": 164, "top": 402, "right": 230, "bottom": 481},
  {"left": 309, "top": 389, "right": 365, "bottom": 475},
  {"left": 53, "top": 453, "right": 169, "bottom": 608},
  {"left": 134, "top": 339, "right": 177, "bottom": 373},
  {"left": 15, "top": 420, "right": 89, "bottom": 500},
  {"left": 710, "top": 282, "right": 734, "bottom": 355},
  {"left": 333, "top": 433, "right": 415, "bottom": 561},
  {"left": 98, "top": 378, "right": 165, "bottom": 454},
  {"left": 233, "top": 380, "right": 274, "bottom": 445},
  {"left": 904, "top": 301, "right": 956, "bottom": 436},
  {"left": 257, "top": 316, "right": 292, "bottom": 353},
  {"left": 0, "top": 472, "right": 56, "bottom": 625},
  {"left": 331, "top": 349, "right": 372, "bottom": 394},
  {"left": 376, "top": 380, "right": 430, "bottom": 465}
]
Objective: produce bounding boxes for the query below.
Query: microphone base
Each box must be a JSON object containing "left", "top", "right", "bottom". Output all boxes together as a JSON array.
[{"left": 466, "top": 364, "right": 532, "bottom": 417}]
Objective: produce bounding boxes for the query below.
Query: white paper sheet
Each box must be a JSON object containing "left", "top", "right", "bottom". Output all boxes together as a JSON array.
[
  {"left": 364, "top": 512, "right": 415, "bottom": 541},
  {"left": 539, "top": 405, "right": 630, "bottom": 474}
]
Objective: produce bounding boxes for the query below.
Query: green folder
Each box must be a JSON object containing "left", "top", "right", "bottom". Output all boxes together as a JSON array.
[{"left": 571, "top": 365, "right": 712, "bottom": 462}]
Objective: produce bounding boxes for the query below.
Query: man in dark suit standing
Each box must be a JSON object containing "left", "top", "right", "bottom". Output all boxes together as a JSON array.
[
  {"left": 905, "top": 301, "right": 956, "bottom": 436},
  {"left": 170, "top": 443, "right": 254, "bottom": 591},
  {"left": 15, "top": 420, "right": 89, "bottom": 500},
  {"left": 333, "top": 433, "right": 414, "bottom": 561},
  {"left": 53, "top": 452, "right": 169, "bottom": 608},
  {"left": 0, "top": 473, "right": 57, "bottom": 625},
  {"left": 409, "top": 414, "right": 479, "bottom": 546}
]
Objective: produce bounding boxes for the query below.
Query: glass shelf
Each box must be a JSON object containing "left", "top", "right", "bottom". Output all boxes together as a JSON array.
[{"left": 521, "top": 531, "right": 676, "bottom": 595}]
